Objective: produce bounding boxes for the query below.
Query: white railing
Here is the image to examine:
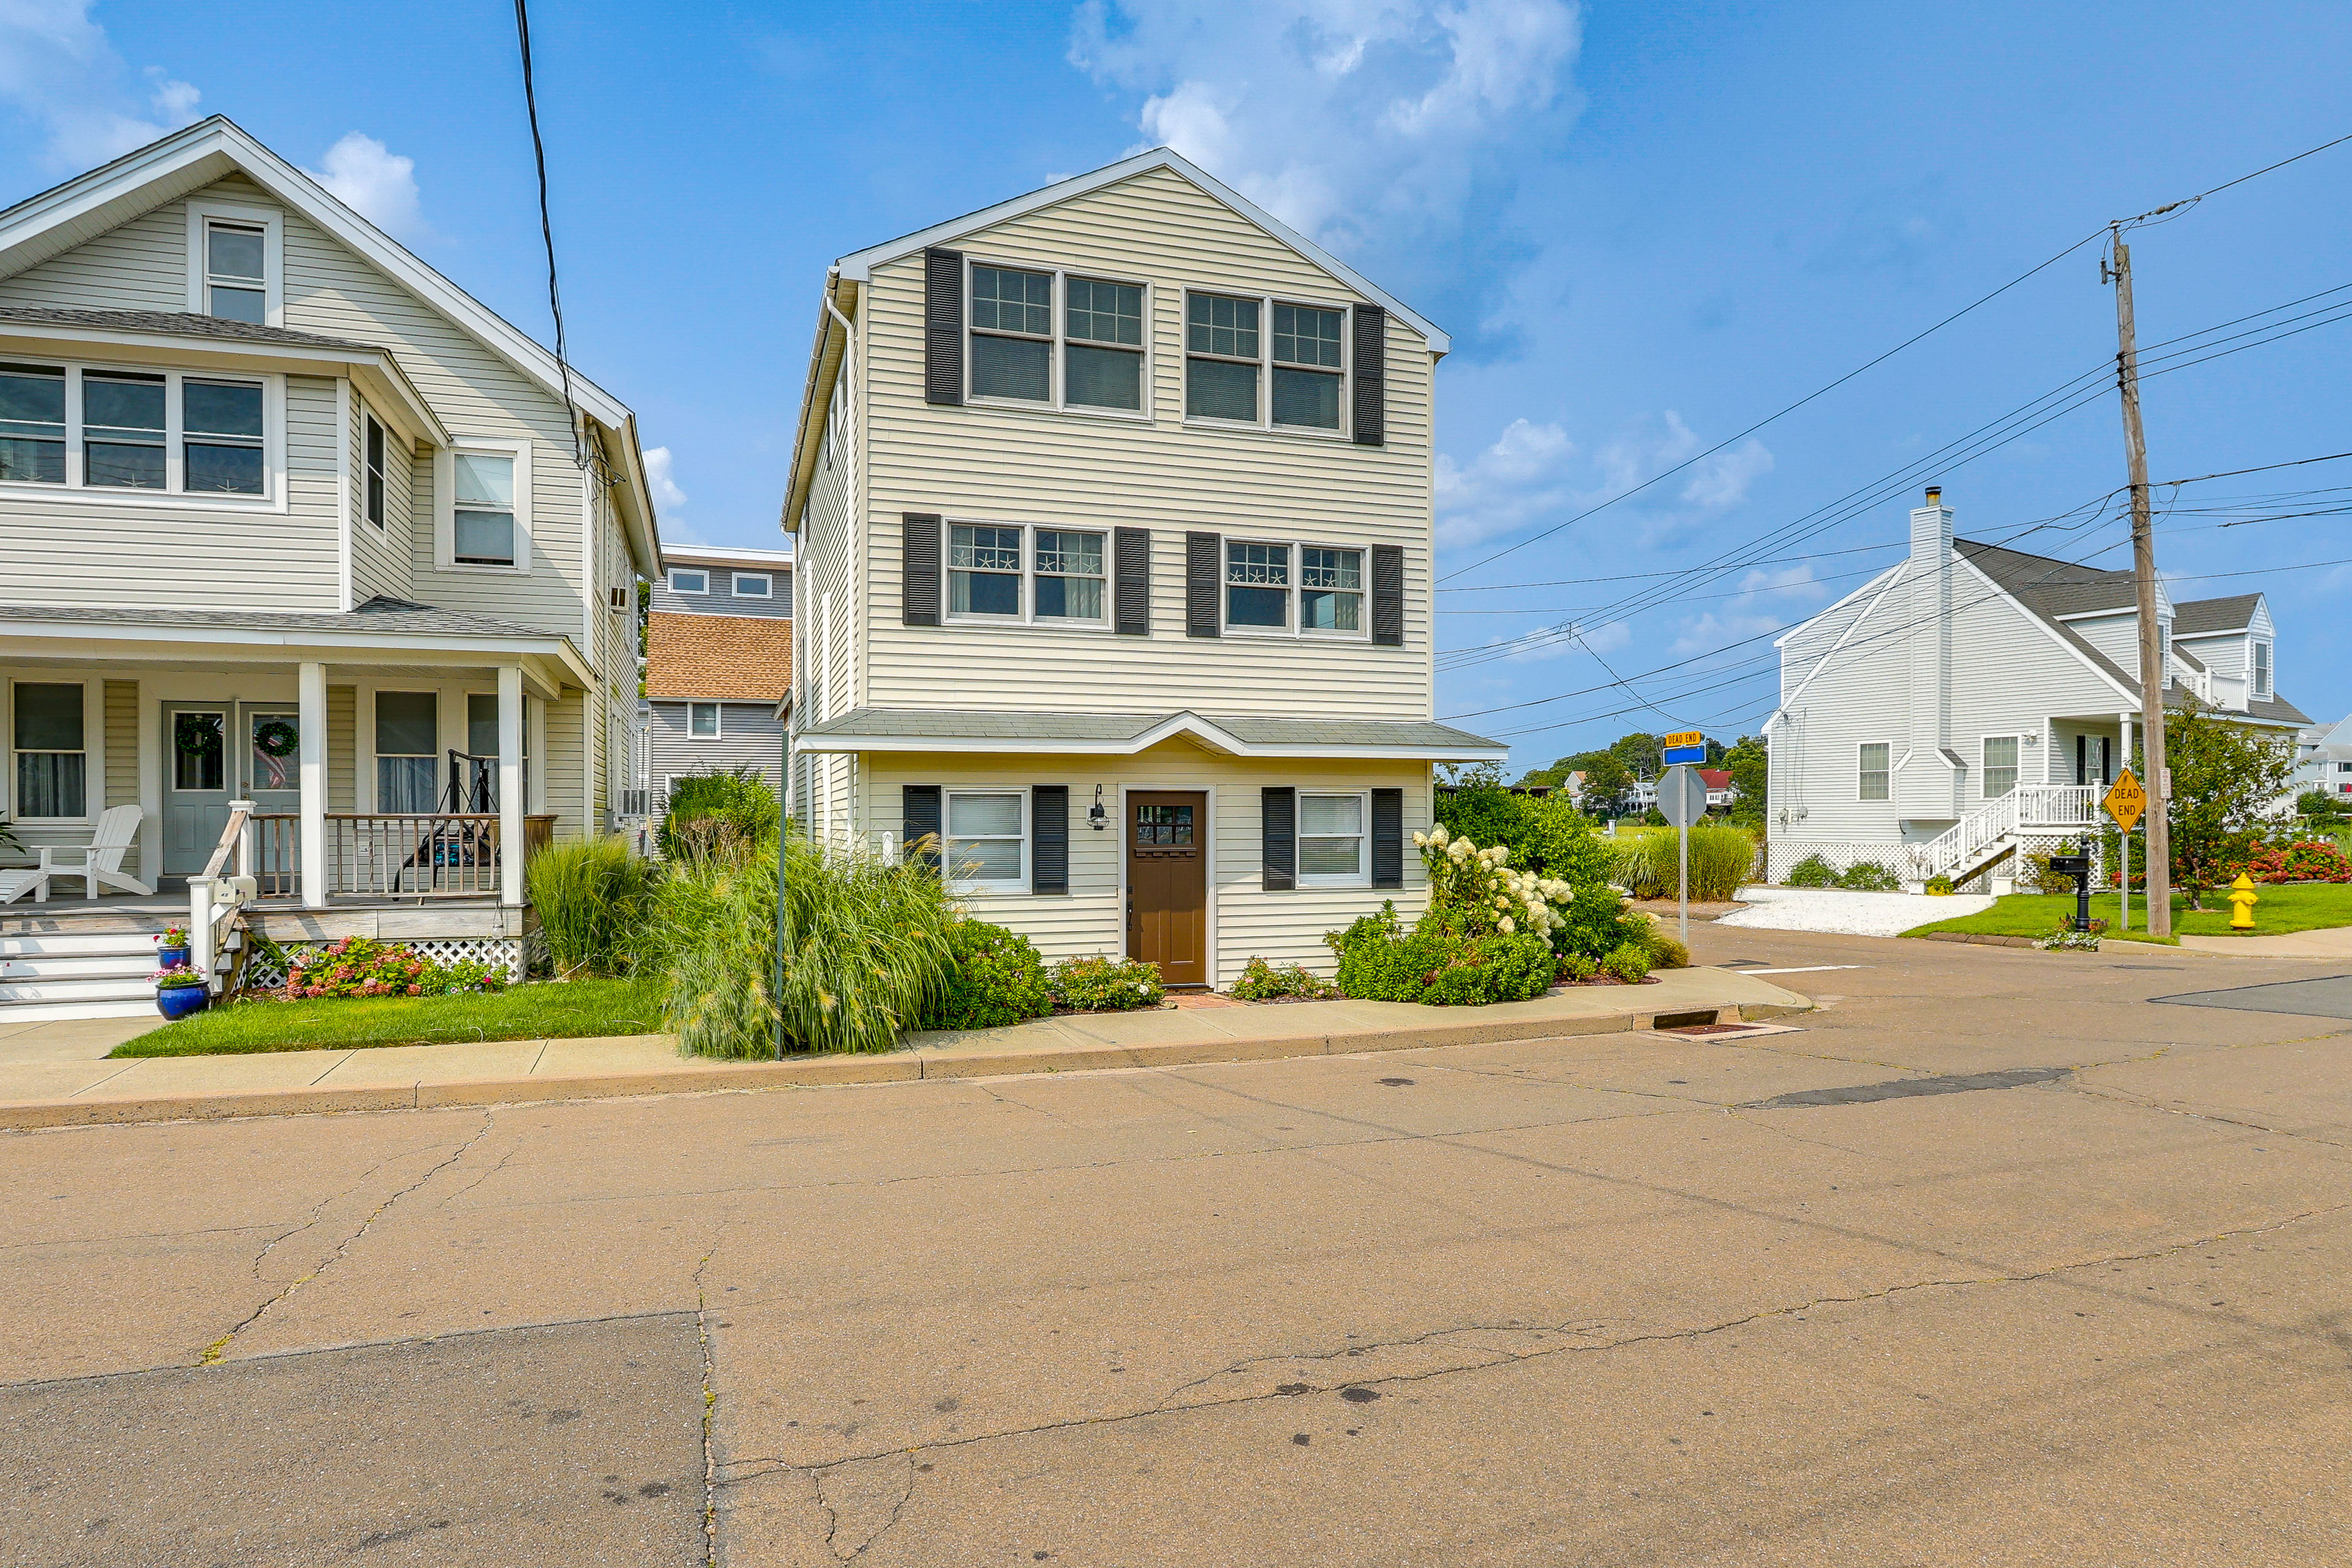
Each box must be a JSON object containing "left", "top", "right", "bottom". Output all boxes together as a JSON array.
[
  {"left": 189, "top": 799, "right": 258, "bottom": 993},
  {"left": 1910, "top": 785, "right": 2100, "bottom": 882}
]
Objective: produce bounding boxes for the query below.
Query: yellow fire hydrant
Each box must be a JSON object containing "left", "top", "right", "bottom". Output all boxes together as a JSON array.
[{"left": 2229, "top": 872, "right": 2260, "bottom": 931}]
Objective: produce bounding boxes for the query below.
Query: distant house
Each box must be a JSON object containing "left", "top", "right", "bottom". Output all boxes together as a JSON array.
[
  {"left": 643, "top": 544, "right": 793, "bottom": 801},
  {"left": 2295, "top": 717, "right": 2352, "bottom": 799},
  {"left": 1696, "top": 767, "right": 1734, "bottom": 810},
  {"left": 1767, "top": 488, "right": 2307, "bottom": 889}
]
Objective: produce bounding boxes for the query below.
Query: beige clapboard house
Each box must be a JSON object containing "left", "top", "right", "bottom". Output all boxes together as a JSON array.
[
  {"left": 784, "top": 150, "right": 1504, "bottom": 987},
  {"left": 0, "top": 118, "right": 656, "bottom": 1016}
]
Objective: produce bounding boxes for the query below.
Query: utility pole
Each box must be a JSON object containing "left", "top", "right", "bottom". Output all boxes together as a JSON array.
[{"left": 2107, "top": 225, "right": 2172, "bottom": 936}]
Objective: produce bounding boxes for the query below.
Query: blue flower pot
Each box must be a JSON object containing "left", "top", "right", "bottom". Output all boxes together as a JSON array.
[
  {"left": 156, "top": 946, "right": 189, "bottom": 970},
  {"left": 156, "top": 985, "right": 209, "bottom": 1021}
]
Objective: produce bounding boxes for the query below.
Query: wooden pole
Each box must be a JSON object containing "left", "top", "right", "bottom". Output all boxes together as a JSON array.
[{"left": 2110, "top": 227, "right": 2173, "bottom": 937}]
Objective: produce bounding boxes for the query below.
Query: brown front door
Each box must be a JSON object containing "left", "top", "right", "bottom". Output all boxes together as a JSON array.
[{"left": 1128, "top": 791, "right": 1208, "bottom": 987}]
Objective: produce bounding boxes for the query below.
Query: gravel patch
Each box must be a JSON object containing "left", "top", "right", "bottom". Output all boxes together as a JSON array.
[{"left": 1713, "top": 884, "right": 1996, "bottom": 938}]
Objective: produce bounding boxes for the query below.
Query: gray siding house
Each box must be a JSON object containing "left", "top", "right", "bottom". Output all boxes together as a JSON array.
[{"left": 642, "top": 544, "right": 793, "bottom": 801}]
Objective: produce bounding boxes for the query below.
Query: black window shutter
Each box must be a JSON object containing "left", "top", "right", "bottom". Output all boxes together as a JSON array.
[
  {"left": 902, "top": 513, "right": 941, "bottom": 627},
  {"left": 1261, "top": 786, "right": 1295, "bottom": 891},
  {"left": 1352, "top": 304, "right": 1386, "bottom": 447},
  {"left": 1371, "top": 788, "right": 1404, "bottom": 889},
  {"left": 1115, "top": 527, "right": 1151, "bottom": 636},
  {"left": 924, "top": 248, "right": 963, "bottom": 405},
  {"left": 903, "top": 785, "right": 942, "bottom": 872},
  {"left": 1371, "top": 545, "right": 1404, "bottom": 647},
  {"left": 1186, "top": 532, "right": 1221, "bottom": 638},
  {"left": 1031, "top": 785, "right": 1069, "bottom": 894}
]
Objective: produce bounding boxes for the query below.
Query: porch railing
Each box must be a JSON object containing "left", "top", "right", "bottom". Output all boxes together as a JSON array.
[{"left": 246, "top": 813, "right": 557, "bottom": 899}]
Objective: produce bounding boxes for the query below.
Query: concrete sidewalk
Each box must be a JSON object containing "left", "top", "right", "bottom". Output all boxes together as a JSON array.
[
  {"left": 0, "top": 967, "right": 1809, "bottom": 1129},
  {"left": 2178, "top": 924, "right": 2352, "bottom": 959}
]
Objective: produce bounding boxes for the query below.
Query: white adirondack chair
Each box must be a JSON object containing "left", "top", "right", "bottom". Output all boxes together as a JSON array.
[{"left": 1, "top": 804, "right": 154, "bottom": 903}]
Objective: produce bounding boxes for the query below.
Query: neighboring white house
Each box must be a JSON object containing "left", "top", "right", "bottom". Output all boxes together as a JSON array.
[
  {"left": 2293, "top": 717, "right": 2352, "bottom": 800},
  {"left": 1765, "top": 488, "right": 2307, "bottom": 888},
  {"left": 0, "top": 118, "right": 658, "bottom": 1013},
  {"left": 781, "top": 148, "right": 1505, "bottom": 987}
]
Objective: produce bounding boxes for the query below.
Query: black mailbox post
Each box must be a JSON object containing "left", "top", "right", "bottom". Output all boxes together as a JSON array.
[{"left": 2049, "top": 853, "right": 2093, "bottom": 932}]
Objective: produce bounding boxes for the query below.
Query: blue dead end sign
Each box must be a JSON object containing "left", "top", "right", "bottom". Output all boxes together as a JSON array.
[{"left": 1660, "top": 728, "right": 1707, "bottom": 766}]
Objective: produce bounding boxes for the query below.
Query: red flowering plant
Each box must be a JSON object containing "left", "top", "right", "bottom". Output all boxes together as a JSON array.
[
  {"left": 2214, "top": 839, "right": 2352, "bottom": 886},
  {"left": 282, "top": 935, "right": 508, "bottom": 1000}
]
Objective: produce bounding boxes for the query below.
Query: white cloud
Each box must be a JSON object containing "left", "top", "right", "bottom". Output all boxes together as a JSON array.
[
  {"left": 309, "top": 132, "right": 429, "bottom": 241},
  {"left": 1071, "top": 0, "right": 1581, "bottom": 248},
  {"left": 1680, "top": 439, "right": 1774, "bottom": 509},
  {"left": 0, "top": 2, "right": 202, "bottom": 171},
  {"left": 1435, "top": 417, "right": 1578, "bottom": 547},
  {"left": 643, "top": 446, "right": 687, "bottom": 514}
]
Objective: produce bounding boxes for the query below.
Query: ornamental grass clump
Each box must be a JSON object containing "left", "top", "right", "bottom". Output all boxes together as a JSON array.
[
  {"left": 526, "top": 835, "right": 662, "bottom": 978},
  {"left": 1610, "top": 825, "right": 1756, "bottom": 900},
  {"left": 658, "top": 832, "right": 958, "bottom": 1058}
]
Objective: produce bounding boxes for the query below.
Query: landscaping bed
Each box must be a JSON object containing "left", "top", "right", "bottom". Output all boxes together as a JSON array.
[
  {"left": 1901, "top": 884, "right": 2352, "bottom": 944},
  {"left": 110, "top": 978, "right": 662, "bottom": 1058}
]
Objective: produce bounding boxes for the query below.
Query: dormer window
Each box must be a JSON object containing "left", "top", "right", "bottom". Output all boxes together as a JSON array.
[
  {"left": 2253, "top": 639, "right": 2272, "bottom": 699},
  {"left": 204, "top": 221, "right": 267, "bottom": 323}
]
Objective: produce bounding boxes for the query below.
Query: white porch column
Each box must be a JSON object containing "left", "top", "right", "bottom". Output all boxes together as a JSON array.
[
  {"left": 499, "top": 663, "right": 526, "bottom": 907},
  {"left": 299, "top": 661, "right": 328, "bottom": 908}
]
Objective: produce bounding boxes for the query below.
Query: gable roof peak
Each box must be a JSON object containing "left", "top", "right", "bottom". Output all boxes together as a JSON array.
[{"left": 833, "top": 146, "right": 1447, "bottom": 353}]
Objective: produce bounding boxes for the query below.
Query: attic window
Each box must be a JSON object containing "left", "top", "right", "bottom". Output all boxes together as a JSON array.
[
  {"left": 2253, "top": 639, "right": 2272, "bottom": 700},
  {"left": 205, "top": 222, "right": 267, "bottom": 323}
]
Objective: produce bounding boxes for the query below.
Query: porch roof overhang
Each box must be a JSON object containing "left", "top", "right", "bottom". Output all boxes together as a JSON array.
[
  {"left": 0, "top": 309, "right": 448, "bottom": 450},
  {"left": 794, "top": 707, "right": 1509, "bottom": 761},
  {"left": 0, "top": 600, "right": 590, "bottom": 697}
]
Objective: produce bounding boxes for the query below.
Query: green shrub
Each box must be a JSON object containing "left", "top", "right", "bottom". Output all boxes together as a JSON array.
[
  {"left": 1229, "top": 956, "right": 1338, "bottom": 1001},
  {"left": 657, "top": 833, "right": 956, "bottom": 1058},
  {"left": 1048, "top": 954, "right": 1166, "bottom": 1011},
  {"left": 1837, "top": 861, "right": 1902, "bottom": 891},
  {"left": 1325, "top": 900, "right": 1558, "bottom": 1007},
  {"left": 1558, "top": 952, "right": 1599, "bottom": 982},
  {"left": 1436, "top": 777, "right": 1630, "bottom": 962},
  {"left": 527, "top": 835, "right": 662, "bottom": 978},
  {"left": 1924, "top": 873, "right": 1955, "bottom": 895},
  {"left": 920, "top": 921, "right": 1050, "bottom": 1030},
  {"left": 1636, "top": 919, "right": 1690, "bottom": 970},
  {"left": 658, "top": 767, "right": 782, "bottom": 861},
  {"left": 1785, "top": 853, "right": 1838, "bottom": 888},
  {"left": 1602, "top": 942, "right": 1652, "bottom": 984},
  {"left": 1420, "top": 933, "right": 1557, "bottom": 1005}
]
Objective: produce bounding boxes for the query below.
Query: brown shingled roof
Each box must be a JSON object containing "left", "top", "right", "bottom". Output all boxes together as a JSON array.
[{"left": 644, "top": 611, "right": 792, "bottom": 701}]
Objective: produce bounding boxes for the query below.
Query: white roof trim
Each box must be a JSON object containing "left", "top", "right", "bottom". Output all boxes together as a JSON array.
[
  {"left": 796, "top": 709, "right": 1504, "bottom": 761},
  {"left": 1773, "top": 561, "right": 1904, "bottom": 650},
  {"left": 0, "top": 619, "right": 591, "bottom": 690},
  {"left": 833, "top": 148, "right": 1449, "bottom": 355}
]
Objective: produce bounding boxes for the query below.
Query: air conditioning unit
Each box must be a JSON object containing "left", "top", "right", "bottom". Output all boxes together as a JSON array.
[{"left": 608, "top": 587, "right": 627, "bottom": 609}]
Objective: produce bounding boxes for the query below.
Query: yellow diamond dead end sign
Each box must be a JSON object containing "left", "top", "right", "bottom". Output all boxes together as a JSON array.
[{"left": 2104, "top": 769, "right": 2146, "bottom": 833}]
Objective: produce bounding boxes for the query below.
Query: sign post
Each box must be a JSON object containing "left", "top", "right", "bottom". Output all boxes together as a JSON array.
[
  {"left": 2103, "top": 769, "right": 2147, "bottom": 932},
  {"left": 1659, "top": 753, "right": 1709, "bottom": 946}
]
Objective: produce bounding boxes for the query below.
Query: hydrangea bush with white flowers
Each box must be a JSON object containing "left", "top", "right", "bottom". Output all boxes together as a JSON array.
[{"left": 1412, "top": 824, "right": 1577, "bottom": 941}]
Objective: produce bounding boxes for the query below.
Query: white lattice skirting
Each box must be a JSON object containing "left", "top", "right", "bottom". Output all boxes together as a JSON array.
[
  {"left": 1768, "top": 835, "right": 2105, "bottom": 892},
  {"left": 242, "top": 935, "right": 528, "bottom": 991}
]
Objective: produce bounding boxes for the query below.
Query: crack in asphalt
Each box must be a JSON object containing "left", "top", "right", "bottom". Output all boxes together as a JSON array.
[
  {"left": 715, "top": 1200, "right": 2352, "bottom": 1483},
  {"left": 692, "top": 1231, "right": 725, "bottom": 1568},
  {"left": 2068, "top": 1080, "right": 2352, "bottom": 1156},
  {"left": 247, "top": 1151, "right": 409, "bottom": 1280},
  {"left": 194, "top": 1111, "right": 496, "bottom": 1366}
]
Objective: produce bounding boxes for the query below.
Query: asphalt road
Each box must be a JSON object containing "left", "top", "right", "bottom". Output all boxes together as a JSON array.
[{"left": 5, "top": 926, "right": 2350, "bottom": 1566}]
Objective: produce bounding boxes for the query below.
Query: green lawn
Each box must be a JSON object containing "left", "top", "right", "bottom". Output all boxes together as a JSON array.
[
  {"left": 1902, "top": 884, "right": 2352, "bottom": 944},
  {"left": 111, "top": 978, "right": 665, "bottom": 1058}
]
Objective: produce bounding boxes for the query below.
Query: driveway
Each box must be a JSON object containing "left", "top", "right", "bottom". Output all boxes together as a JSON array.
[{"left": 4, "top": 925, "right": 2349, "bottom": 1564}]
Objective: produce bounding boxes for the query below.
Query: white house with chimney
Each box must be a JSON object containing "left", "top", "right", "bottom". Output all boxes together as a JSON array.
[{"left": 1763, "top": 488, "right": 2307, "bottom": 889}]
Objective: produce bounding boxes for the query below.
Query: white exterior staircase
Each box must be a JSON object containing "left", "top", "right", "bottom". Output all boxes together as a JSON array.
[
  {"left": 1909, "top": 785, "right": 2098, "bottom": 889},
  {"left": 0, "top": 930, "right": 165, "bottom": 1021}
]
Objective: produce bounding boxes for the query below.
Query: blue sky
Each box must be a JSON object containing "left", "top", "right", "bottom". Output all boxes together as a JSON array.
[{"left": 4, "top": 2, "right": 2345, "bottom": 771}]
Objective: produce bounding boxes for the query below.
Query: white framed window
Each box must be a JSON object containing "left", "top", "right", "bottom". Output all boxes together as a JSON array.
[
  {"left": 1186, "top": 291, "right": 1352, "bottom": 435},
  {"left": 688, "top": 702, "right": 720, "bottom": 739},
  {"left": 668, "top": 568, "right": 708, "bottom": 594},
  {"left": 732, "top": 571, "right": 772, "bottom": 598},
  {"left": 362, "top": 411, "right": 386, "bottom": 527},
  {"left": 1858, "top": 742, "right": 1890, "bottom": 802},
  {"left": 1298, "top": 791, "right": 1369, "bottom": 887},
  {"left": 2252, "top": 640, "right": 2272, "bottom": 699},
  {"left": 965, "top": 259, "right": 1150, "bottom": 418},
  {"left": 945, "top": 789, "right": 1027, "bottom": 894},
  {"left": 186, "top": 200, "right": 283, "bottom": 326},
  {"left": 1981, "top": 735, "right": 2019, "bottom": 799},
  {"left": 437, "top": 439, "right": 531, "bottom": 572},
  {"left": 1222, "top": 540, "right": 1368, "bottom": 638},
  {"left": 374, "top": 690, "right": 439, "bottom": 814},
  {"left": 0, "top": 360, "right": 279, "bottom": 502},
  {"left": 944, "top": 522, "right": 1110, "bottom": 628},
  {"left": 10, "top": 680, "right": 89, "bottom": 820}
]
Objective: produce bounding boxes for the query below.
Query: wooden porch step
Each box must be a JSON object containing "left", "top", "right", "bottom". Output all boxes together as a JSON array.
[
  {"left": 0, "top": 954, "right": 155, "bottom": 981},
  {"left": 0, "top": 932, "right": 165, "bottom": 958}
]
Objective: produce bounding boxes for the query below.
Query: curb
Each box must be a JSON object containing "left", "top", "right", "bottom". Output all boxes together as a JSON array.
[
  {"left": 1916, "top": 932, "right": 2041, "bottom": 949},
  {"left": 0, "top": 996, "right": 1811, "bottom": 1130}
]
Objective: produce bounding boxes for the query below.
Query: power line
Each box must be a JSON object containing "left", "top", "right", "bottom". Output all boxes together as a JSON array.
[
  {"left": 514, "top": 0, "right": 585, "bottom": 469},
  {"left": 1442, "top": 132, "right": 2352, "bottom": 589}
]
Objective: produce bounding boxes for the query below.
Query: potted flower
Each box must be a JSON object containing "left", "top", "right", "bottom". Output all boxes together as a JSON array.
[
  {"left": 154, "top": 926, "right": 191, "bottom": 970},
  {"left": 153, "top": 965, "right": 209, "bottom": 1020}
]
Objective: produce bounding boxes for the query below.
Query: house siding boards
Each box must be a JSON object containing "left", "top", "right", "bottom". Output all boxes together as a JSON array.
[
  {"left": 858, "top": 745, "right": 1431, "bottom": 985},
  {"left": 648, "top": 700, "right": 783, "bottom": 790},
  {"left": 649, "top": 567, "right": 791, "bottom": 617},
  {"left": 854, "top": 166, "right": 1438, "bottom": 721}
]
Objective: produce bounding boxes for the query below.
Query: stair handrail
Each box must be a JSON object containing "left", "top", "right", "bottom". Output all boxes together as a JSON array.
[
  {"left": 1912, "top": 789, "right": 2019, "bottom": 881},
  {"left": 189, "top": 800, "right": 258, "bottom": 992}
]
